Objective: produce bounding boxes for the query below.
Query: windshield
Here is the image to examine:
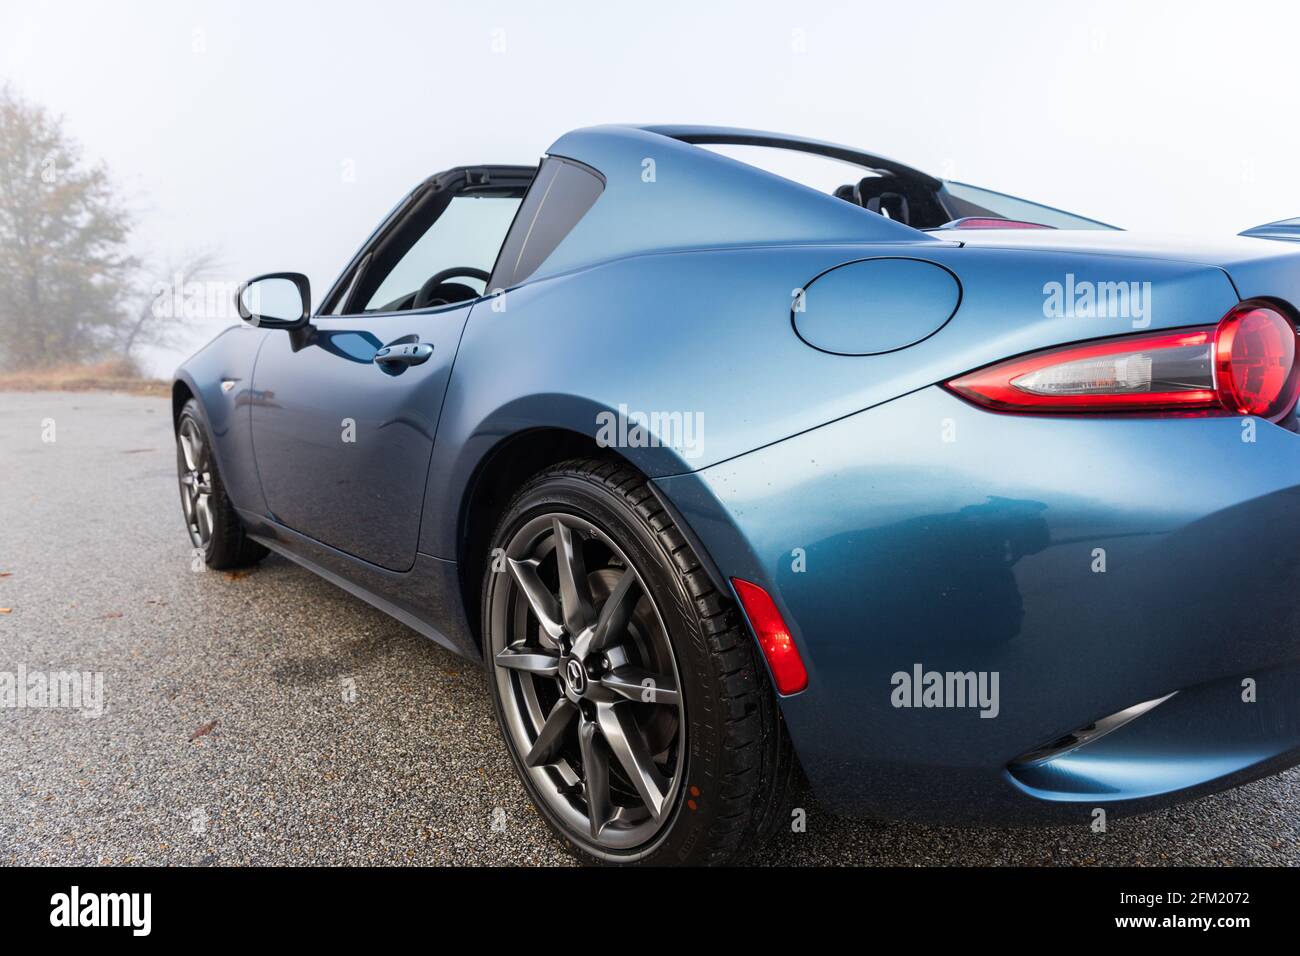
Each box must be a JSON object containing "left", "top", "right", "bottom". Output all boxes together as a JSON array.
[
  {"left": 939, "top": 181, "right": 1118, "bottom": 230},
  {"left": 672, "top": 136, "right": 1121, "bottom": 232}
]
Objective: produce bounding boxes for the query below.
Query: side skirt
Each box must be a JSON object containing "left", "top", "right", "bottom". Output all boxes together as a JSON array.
[{"left": 236, "top": 508, "right": 479, "bottom": 660}]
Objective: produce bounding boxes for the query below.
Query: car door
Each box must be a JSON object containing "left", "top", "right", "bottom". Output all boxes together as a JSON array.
[{"left": 249, "top": 166, "right": 534, "bottom": 572}]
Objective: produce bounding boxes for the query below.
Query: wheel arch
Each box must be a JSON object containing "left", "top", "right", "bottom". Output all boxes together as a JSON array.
[
  {"left": 456, "top": 426, "right": 610, "bottom": 648},
  {"left": 454, "top": 424, "right": 733, "bottom": 651},
  {"left": 170, "top": 335, "right": 268, "bottom": 516},
  {"left": 172, "top": 377, "right": 196, "bottom": 431}
]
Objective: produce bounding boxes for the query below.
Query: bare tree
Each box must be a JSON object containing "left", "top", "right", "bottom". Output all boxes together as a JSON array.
[
  {"left": 118, "top": 251, "right": 222, "bottom": 360},
  {"left": 0, "top": 86, "right": 137, "bottom": 370}
]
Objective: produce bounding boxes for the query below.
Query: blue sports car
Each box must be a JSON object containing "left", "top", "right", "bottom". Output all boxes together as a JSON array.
[{"left": 175, "top": 125, "right": 1300, "bottom": 865}]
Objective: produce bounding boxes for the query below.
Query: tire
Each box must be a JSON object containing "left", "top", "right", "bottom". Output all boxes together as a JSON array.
[
  {"left": 483, "top": 458, "right": 798, "bottom": 865},
  {"left": 175, "top": 398, "right": 268, "bottom": 571}
]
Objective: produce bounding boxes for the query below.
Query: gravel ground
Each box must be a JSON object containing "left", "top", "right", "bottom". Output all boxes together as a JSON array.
[{"left": 1, "top": 390, "right": 1297, "bottom": 866}]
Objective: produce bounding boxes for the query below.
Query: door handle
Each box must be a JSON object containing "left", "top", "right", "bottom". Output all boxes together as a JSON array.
[{"left": 374, "top": 342, "right": 434, "bottom": 368}]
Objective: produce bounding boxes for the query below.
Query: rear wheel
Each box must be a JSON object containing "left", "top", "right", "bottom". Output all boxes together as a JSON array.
[
  {"left": 176, "top": 398, "right": 267, "bottom": 570},
  {"left": 483, "top": 459, "right": 797, "bottom": 864}
]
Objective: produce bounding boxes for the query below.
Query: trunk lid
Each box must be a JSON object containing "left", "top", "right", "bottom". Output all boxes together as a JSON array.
[{"left": 934, "top": 228, "right": 1300, "bottom": 309}]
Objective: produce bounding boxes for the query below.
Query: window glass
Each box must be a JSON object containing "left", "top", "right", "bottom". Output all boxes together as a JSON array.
[
  {"left": 327, "top": 254, "right": 367, "bottom": 314},
  {"left": 490, "top": 158, "right": 604, "bottom": 290},
  {"left": 697, "top": 143, "right": 867, "bottom": 194},
  {"left": 365, "top": 195, "right": 521, "bottom": 312},
  {"left": 941, "top": 182, "right": 1117, "bottom": 230}
]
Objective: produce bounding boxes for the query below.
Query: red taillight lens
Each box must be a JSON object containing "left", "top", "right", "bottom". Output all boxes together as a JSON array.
[
  {"left": 731, "top": 578, "right": 808, "bottom": 695},
  {"left": 946, "top": 302, "right": 1300, "bottom": 420},
  {"left": 1215, "top": 305, "right": 1298, "bottom": 416}
]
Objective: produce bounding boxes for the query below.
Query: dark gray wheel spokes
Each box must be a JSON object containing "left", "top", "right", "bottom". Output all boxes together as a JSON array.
[
  {"left": 177, "top": 418, "right": 215, "bottom": 549},
  {"left": 493, "top": 514, "right": 684, "bottom": 849}
]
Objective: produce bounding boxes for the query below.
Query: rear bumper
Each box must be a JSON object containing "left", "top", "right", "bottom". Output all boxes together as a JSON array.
[{"left": 656, "top": 385, "right": 1300, "bottom": 823}]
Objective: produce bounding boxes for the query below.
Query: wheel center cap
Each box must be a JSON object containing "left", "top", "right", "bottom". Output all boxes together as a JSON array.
[{"left": 561, "top": 657, "right": 588, "bottom": 699}]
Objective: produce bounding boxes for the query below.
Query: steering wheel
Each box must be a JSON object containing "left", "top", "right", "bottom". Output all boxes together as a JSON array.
[{"left": 413, "top": 267, "right": 492, "bottom": 309}]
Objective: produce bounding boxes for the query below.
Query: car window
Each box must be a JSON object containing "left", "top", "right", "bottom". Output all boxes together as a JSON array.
[
  {"left": 489, "top": 158, "right": 605, "bottom": 290},
  {"left": 326, "top": 254, "right": 368, "bottom": 315},
  {"left": 939, "top": 181, "right": 1117, "bottom": 230},
  {"left": 697, "top": 143, "right": 869, "bottom": 194},
  {"left": 364, "top": 194, "right": 522, "bottom": 312}
]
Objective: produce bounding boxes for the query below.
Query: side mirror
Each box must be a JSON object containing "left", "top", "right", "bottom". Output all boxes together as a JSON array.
[{"left": 236, "top": 272, "right": 311, "bottom": 329}]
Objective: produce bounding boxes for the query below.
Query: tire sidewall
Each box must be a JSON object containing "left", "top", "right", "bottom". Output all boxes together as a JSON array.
[{"left": 483, "top": 471, "right": 732, "bottom": 865}]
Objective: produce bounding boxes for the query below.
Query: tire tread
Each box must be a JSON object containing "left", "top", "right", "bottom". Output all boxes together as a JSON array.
[{"left": 497, "top": 457, "right": 799, "bottom": 864}]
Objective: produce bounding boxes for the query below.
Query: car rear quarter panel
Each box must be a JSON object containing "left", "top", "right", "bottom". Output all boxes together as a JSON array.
[
  {"left": 422, "top": 241, "right": 1240, "bottom": 559},
  {"left": 656, "top": 385, "right": 1300, "bottom": 822}
]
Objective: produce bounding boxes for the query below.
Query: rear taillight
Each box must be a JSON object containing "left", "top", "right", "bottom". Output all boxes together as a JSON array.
[
  {"left": 1215, "top": 305, "right": 1299, "bottom": 416},
  {"left": 946, "top": 302, "right": 1300, "bottom": 420}
]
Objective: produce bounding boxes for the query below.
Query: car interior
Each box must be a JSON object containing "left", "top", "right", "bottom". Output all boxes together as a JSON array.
[
  {"left": 832, "top": 172, "right": 952, "bottom": 227},
  {"left": 322, "top": 166, "right": 536, "bottom": 316},
  {"left": 319, "top": 140, "right": 1112, "bottom": 321},
  {"left": 829, "top": 170, "right": 1115, "bottom": 230}
]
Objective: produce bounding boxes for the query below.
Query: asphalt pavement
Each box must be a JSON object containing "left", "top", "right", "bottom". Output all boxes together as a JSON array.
[{"left": 1, "top": 390, "right": 1296, "bottom": 866}]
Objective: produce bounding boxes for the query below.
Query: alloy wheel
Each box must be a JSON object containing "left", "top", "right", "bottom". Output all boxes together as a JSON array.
[
  {"left": 177, "top": 417, "right": 215, "bottom": 550},
  {"left": 490, "top": 512, "right": 686, "bottom": 851}
]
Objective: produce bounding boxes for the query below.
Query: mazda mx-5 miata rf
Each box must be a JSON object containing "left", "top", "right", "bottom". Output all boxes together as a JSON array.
[{"left": 175, "top": 125, "right": 1300, "bottom": 864}]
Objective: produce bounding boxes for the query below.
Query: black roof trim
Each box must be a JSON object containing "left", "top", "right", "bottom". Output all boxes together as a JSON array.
[{"left": 640, "top": 125, "right": 943, "bottom": 190}]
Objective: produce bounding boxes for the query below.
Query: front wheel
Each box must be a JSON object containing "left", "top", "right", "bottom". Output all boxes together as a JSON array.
[
  {"left": 483, "top": 459, "right": 797, "bottom": 865},
  {"left": 175, "top": 398, "right": 267, "bottom": 570}
]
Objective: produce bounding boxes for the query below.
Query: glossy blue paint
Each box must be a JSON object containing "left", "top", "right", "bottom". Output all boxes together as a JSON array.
[
  {"left": 173, "top": 325, "right": 267, "bottom": 515},
  {"left": 536, "top": 125, "right": 931, "bottom": 281},
  {"left": 249, "top": 303, "right": 472, "bottom": 572},
  {"left": 1007, "top": 664, "right": 1300, "bottom": 801},
  {"left": 656, "top": 385, "right": 1300, "bottom": 821},
  {"left": 419, "top": 241, "right": 1239, "bottom": 557},
  {"left": 175, "top": 124, "right": 1300, "bottom": 824},
  {"left": 1240, "top": 216, "right": 1300, "bottom": 242},
  {"left": 933, "top": 227, "right": 1300, "bottom": 306},
  {"left": 794, "top": 257, "right": 962, "bottom": 355},
  {"left": 234, "top": 505, "right": 476, "bottom": 658}
]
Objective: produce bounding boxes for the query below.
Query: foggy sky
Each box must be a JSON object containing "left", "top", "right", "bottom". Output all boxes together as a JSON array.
[{"left": 5, "top": 0, "right": 1299, "bottom": 376}]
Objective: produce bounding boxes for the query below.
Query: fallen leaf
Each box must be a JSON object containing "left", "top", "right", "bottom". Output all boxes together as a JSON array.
[
  {"left": 97, "top": 612, "right": 124, "bottom": 620},
  {"left": 189, "top": 719, "right": 219, "bottom": 742},
  {"left": 224, "top": 570, "right": 251, "bottom": 581},
  {"left": 0, "top": 572, "right": 12, "bottom": 578}
]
